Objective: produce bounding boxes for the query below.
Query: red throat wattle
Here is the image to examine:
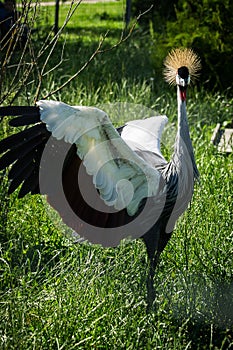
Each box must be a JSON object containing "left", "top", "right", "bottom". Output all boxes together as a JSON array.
[{"left": 180, "top": 89, "right": 187, "bottom": 102}]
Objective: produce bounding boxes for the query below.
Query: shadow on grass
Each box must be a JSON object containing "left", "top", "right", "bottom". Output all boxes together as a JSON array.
[
  {"left": 32, "top": 25, "right": 155, "bottom": 83},
  {"left": 166, "top": 274, "right": 233, "bottom": 349}
]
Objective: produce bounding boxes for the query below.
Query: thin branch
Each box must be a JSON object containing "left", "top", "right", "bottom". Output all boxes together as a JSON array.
[
  {"left": 33, "top": 0, "right": 82, "bottom": 101},
  {"left": 0, "top": 0, "right": 39, "bottom": 104},
  {"left": 43, "top": 39, "right": 67, "bottom": 77},
  {"left": 98, "top": 10, "right": 150, "bottom": 54},
  {"left": 42, "top": 7, "right": 153, "bottom": 100},
  {"left": 0, "top": 2, "right": 153, "bottom": 104},
  {"left": 37, "top": 0, "right": 82, "bottom": 59},
  {"left": 42, "top": 35, "right": 105, "bottom": 100}
]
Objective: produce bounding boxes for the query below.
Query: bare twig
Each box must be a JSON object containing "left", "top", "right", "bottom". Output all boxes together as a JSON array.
[
  {"left": 0, "top": 1, "right": 153, "bottom": 104},
  {"left": 0, "top": 0, "right": 39, "bottom": 104},
  {"left": 42, "top": 7, "right": 152, "bottom": 99},
  {"left": 33, "top": 0, "right": 83, "bottom": 101},
  {"left": 42, "top": 35, "right": 105, "bottom": 99}
]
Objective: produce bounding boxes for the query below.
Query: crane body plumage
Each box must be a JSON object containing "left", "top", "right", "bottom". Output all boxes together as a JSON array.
[{"left": 0, "top": 48, "right": 200, "bottom": 309}]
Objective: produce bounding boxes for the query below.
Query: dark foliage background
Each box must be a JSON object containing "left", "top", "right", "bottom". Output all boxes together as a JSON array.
[{"left": 132, "top": 0, "right": 233, "bottom": 91}]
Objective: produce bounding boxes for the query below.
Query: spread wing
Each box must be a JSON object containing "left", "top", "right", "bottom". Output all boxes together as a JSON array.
[
  {"left": 37, "top": 100, "right": 162, "bottom": 216},
  {"left": 0, "top": 101, "right": 167, "bottom": 246}
]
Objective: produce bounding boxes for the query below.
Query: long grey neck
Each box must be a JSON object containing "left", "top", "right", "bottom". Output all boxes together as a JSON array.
[{"left": 173, "top": 86, "right": 199, "bottom": 180}]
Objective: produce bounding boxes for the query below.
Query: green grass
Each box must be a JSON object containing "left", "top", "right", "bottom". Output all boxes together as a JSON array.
[
  {"left": 35, "top": 1, "right": 126, "bottom": 43},
  {"left": 1, "top": 2, "right": 233, "bottom": 349}
]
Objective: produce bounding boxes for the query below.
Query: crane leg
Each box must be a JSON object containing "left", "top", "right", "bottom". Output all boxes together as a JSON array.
[
  {"left": 142, "top": 229, "right": 172, "bottom": 312},
  {"left": 146, "top": 251, "right": 161, "bottom": 312}
]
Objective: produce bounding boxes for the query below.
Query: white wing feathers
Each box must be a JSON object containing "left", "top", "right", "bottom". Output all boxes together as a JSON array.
[
  {"left": 121, "top": 115, "right": 168, "bottom": 160},
  {"left": 37, "top": 100, "right": 163, "bottom": 216}
]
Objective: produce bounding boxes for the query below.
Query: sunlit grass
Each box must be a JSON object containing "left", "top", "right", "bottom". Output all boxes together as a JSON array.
[{"left": 36, "top": 1, "right": 126, "bottom": 44}]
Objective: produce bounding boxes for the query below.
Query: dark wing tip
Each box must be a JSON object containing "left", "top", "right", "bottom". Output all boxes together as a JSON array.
[
  {"left": 0, "top": 106, "right": 40, "bottom": 127},
  {"left": 0, "top": 106, "right": 51, "bottom": 198},
  {"left": 0, "top": 106, "right": 39, "bottom": 117},
  {"left": 9, "top": 113, "right": 41, "bottom": 127}
]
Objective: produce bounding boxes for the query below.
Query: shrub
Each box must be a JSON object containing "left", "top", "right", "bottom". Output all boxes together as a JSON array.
[{"left": 135, "top": 0, "right": 233, "bottom": 90}]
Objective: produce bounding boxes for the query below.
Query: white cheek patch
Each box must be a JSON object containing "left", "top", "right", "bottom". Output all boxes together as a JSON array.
[{"left": 176, "top": 74, "right": 190, "bottom": 87}]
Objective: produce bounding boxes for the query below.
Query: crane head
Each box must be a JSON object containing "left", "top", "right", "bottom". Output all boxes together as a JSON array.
[
  {"left": 176, "top": 66, "right": 190, "bottom": 87},
  {"left": 163, "top": 48, "right": 201, "bottom": 86}
]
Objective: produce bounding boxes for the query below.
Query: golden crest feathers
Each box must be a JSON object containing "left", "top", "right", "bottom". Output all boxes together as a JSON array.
[{"left": 163, "top": 48, "right": 201, "bottom": 85}]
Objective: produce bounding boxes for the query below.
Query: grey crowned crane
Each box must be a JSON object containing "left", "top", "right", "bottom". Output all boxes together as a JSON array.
[{"left": 0, "top": 48, "right": 201, "bottom": 308}]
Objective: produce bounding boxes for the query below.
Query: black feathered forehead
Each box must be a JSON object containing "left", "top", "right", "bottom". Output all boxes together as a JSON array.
[{"left": 177, "top": 66, "right": 189, "bottom": 79}]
